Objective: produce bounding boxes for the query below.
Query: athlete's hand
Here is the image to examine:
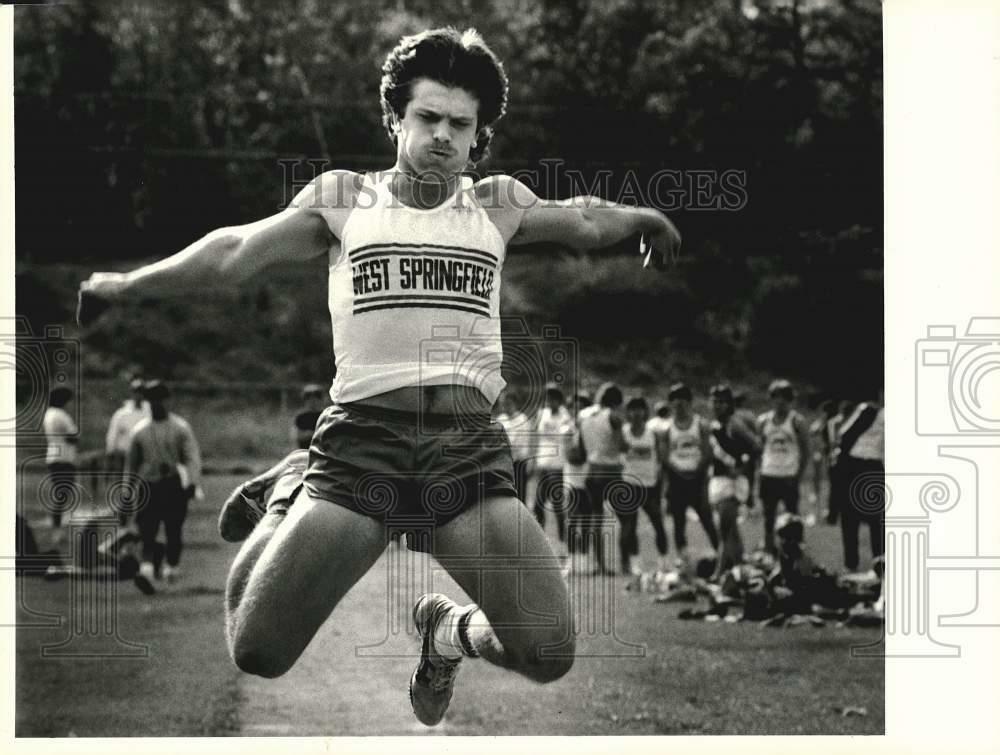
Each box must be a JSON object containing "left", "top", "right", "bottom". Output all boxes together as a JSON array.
[
  {"left": 77, "top": 273, "right": 124, "bottom": 327},
  {"left": 640, "top": 215, "right": 681, "bottom": 271}
]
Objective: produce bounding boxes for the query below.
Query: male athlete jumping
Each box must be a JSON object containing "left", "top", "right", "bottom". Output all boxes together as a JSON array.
[{"left": 78, "top": 28, "right": 680, "bottom": 726}]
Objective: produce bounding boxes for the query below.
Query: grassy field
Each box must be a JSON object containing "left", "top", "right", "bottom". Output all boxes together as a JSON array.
[{"left": 15, "top": 472, "right": 884, "bottom": 737}]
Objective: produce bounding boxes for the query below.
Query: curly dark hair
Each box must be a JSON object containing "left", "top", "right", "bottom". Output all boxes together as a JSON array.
[{"left": 380, "top": 27, "right": 508, "bottom": 164}]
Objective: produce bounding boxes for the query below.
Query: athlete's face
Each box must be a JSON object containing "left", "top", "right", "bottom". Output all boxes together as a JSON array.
[
  {"left": 627, "top": 406, "right": 648, "bottom": 427},
  {"left": 395, "top": 79, "right": 480, "bottom": 177},
  {"left": 711, "top": 396, "right": 732, "bottom": 420},
  {"left": 771, "top": 393, "right": 790, "bottom": 413},
  {"left": 670, "top": 397, "right": 691, "bottom": 420}
]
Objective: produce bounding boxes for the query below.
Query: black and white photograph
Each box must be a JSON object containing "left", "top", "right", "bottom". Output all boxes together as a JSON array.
[{"left": 2, "top": 0, "right": 996, "bottom": 746}]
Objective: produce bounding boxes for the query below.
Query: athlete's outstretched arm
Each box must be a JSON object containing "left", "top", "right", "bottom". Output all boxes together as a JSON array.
[
  {"left": 77, "top": 172, "right": 356, "bottom": 325},
  {"left": 496, "top": 177, "right": 681, "bottom": 268}
]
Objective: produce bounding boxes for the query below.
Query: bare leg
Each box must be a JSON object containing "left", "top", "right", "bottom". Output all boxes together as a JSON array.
[
  {"left": 224, "top": 491, "right": 387, "bottom": 678},
  {"left": 431, "top": 495, "right": 575, "bottom": 683},
  {"left": 713, "top": 497, "right": 744, "bottom": 579}
]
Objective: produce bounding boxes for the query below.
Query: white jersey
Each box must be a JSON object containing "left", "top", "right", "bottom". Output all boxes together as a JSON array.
[
  {"left": 106, "top": 401, "right": 150, "bottom": 454},
  {"left": 43, "top": 407, "right": 77, "bottom": 465},
  {"left": 579, "top": 405, "right": 624, "bottom": 467},
  {"left": 325, "top": 172, "right": 507, "bottom": 405},
  {"left": 623, "top": 422, "right": 659, "bottom": 487},
  {"left": 665, "top": 414, "right": 705, "bottom": 477},
  {"left": 759, "top": 410, "right": 802, "bottom": 478},
  {"left": 535, "top": 406, "right": 571, "bottom": 470}
]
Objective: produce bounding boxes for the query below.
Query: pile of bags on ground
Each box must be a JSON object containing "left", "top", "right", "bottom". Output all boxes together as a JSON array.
[{"left": 626, "top": 513, "right": 884, "bottom": 628}]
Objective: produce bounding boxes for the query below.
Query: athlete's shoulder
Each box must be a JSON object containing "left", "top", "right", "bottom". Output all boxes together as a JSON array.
[
  {"left": 474, "top": 174, "right": 535, "bottom": 209},
  {"left": 296, "top": 169, "right": 367, "bottom": 211},
  {"left": 168, "top": 413, "right": 194, "bottom": 431}
]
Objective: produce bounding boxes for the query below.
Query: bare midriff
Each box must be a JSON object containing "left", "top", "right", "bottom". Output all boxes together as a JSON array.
[{"left": 354, "top": 384, "right": 493, "bottom": 416}]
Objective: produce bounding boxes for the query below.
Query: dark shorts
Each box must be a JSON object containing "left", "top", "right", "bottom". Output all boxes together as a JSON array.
[
  {"left": 302, "top": 402, "right": 517, "bottom": 552},
  {"left": 759, "top": 475, "right": 800, "bottom": 510},
  {"left": 666, "top": 468, "right": 707, "bottom": 514}
]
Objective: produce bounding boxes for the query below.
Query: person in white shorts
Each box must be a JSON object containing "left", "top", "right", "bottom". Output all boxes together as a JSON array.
[
  {"left": 620, "top": 396, "right": 667, "bottom": 574},
  {"left": 756, "top": 379, "right": 810, "bottom": 554},
  {"left": 707, "top": 385, "right": 760, "bottom": 580},
  {"left": 532, "top": 383, "right": 572, "bottom": 550},
  {"left": 561, "top": 392, "right": 593, "bottom": 574}
]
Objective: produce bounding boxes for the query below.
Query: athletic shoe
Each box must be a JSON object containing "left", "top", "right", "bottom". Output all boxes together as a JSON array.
[
  {"left": 134, "top": 561, "right": 156, "bottom": 596},
  {"left": 162, "top": 564, "right": 179, "bottom": 584},
  {"left": 409, "top": 593, "right": 464, "bottom": 726},
  {"left": 218, "top": 450, "right": 309, "bottom": 542}
]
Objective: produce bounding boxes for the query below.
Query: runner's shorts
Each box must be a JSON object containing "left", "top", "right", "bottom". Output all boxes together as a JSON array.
[
  {"left": 302, "top": 402, "right": 517, "bottom": 552},
  {"left": 707, "top": 475, "right": 750, "bottom": 506}
]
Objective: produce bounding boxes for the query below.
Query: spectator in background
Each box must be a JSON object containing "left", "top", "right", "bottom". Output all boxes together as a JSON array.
[
  {"left": 660, "top": 382, "right": 718, "bottom": 566},
  {"left": 105, "top": 377, "right": 149, "bottom": 514},
  {"left": 292, "top": 384, "right": 327, "bottom": 450},
  {"left": 808, "top": 399, "right": 838, "bottom": 516},
  {"left": 497, "top": 390, "right": 534, "bottom": 505},
  {"left": 836, "top": 388, "right": 885, "bottom": 573},
  {"left": 756, "top": 379, "right": 810, "bottom": 555},
  {"left": 532, "top": 383, "right": 571, "bottom": 552},
  {"left": 825, "top": 399, "right": 855, "bottom": 525},
  {"left": 621, "top": 396, "right": 667, "bottom": 575},
  {"left": 708, "top": 385, "right": 761, "bottom": 580},
  {"left": 126, "top": 380, "right": 202, "bottom": 588},
  {"left": 43, "top": 386, "right": 78, "bottom": 528},
  {"left": 562, "top": 392, "right": 592, "bottom": 575},
  {"left": 579, "top": 382, "right": 630, "bottom": 576}
]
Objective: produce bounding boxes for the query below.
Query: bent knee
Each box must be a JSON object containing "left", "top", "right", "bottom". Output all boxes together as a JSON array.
[
  {"left": 512, "top": 629, "right": 575, "bottom": 683},
  {"left": 231, "top": 641, "right": 295, "bottom": 678},
  {"left": 229, "top": 624, "right": 299, "bottom": 678},
  {"left": 522, "top": 646, "right": 575, "bottom": 683}
]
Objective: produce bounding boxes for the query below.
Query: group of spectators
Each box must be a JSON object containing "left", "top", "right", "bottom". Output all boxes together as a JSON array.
[
  {"left": 42, "top": 377, "right": 202, "bottom": 592},
  {"left": 494, "top": 379, "right": 885, "bottom": 580},
  {"left": 39, "top": 374, "right": 883, "bottom": 591}
]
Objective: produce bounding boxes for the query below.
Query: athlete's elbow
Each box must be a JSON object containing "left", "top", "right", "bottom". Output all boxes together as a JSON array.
[
  {"left": 569, "top": 221, "right": 603, "bottom": 252},
  {"left": 213, "top": 230, "right": 255, "bottom": 282}
]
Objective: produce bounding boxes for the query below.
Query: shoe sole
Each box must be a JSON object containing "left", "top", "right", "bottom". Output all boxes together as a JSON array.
[{"left": 133, "top": 574, "right": 156, "bottom": 595}]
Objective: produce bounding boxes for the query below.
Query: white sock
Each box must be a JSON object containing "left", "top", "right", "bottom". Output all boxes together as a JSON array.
[{"left": 432, "top": 605, "right": 466, "bottom": 660}]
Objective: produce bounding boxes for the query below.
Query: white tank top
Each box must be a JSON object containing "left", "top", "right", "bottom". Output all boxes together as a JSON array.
[
  {"left": 667, "top": 414, "right": 704, "bottom": 476},
  {"left": 760, "top": 410, "right": 801, "bottom": 477},
  {"left": 623, "top": 423, "right": 659, "bottom": 487},
  {"left": 327, "top": 172, "right": 507, "bottom": 404}
]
